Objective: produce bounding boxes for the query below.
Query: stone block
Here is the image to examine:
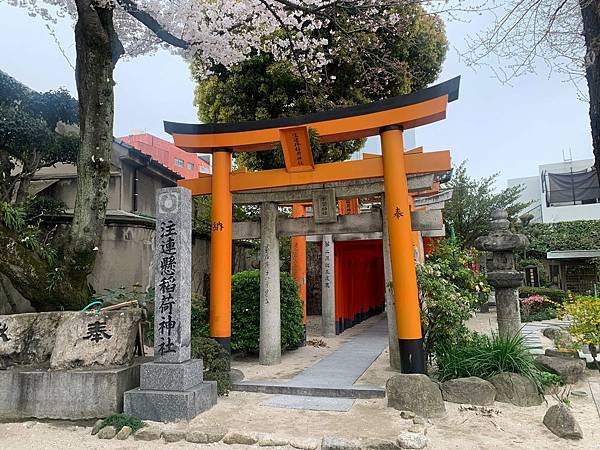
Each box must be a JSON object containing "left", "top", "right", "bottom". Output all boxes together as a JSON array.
[
  {"left": 97, "top": 425, "right": 117, "bottom": 439},
  {"left": 223, "top": 431, "right": 258, "bottom": 445},
  {"left": 361, "top": 437, "right": 400, "bottom": 449},
  {"left": 543, "top": 403, "right": 583, "bottom": 440},
  {"left": 0, "top": 362, "right": 141, "bottom": 419},
  {"left": 116, "top": 426, "right": 132, "bottom": 440},
  {"left": 441, "top": 377, "right": 496, "bottom": 406},
  {"left": 154, "top": 187, "right": 192, "bottom": 364},
  {"left": 535, "top": 355, "right": 586, "bottom": 384},
  {"left": 134, "top": 426, "right": 163, "bottom": 441},
  {"left": 140, "top": 359, "right": 203, "bottom": 391},
  {"left": 321, "top": 435, "right": 360, "bottom": 450},
  {"left": 0, "top": 312, "right": 74, "bottom": 369},
  {"left": 50, "top": 309, "right": 142, "bottom": 369},
  {"left": 162, "top": 429, "right": 187, "bottom": 442},
  {"left": 396, "top": 432, "right": 429, "bottom": 449},
  {"left": 488, "top": 372, "right": 542, "bottom": 407},
  {"left": 124, "top": 380, "right": 217, "bottom": 422},
  {"left": 386, "top": 374, "right": 446, "bottom": 418}
]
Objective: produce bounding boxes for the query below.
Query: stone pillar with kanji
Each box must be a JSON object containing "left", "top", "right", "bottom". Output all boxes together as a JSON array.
[{"left": 124, "top": 187, "right": 217, "bottom": 422}]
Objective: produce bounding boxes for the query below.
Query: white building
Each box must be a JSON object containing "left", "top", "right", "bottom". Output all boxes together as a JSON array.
[{"left": 508, "top": 158, "right": 600, "bottom": 224}]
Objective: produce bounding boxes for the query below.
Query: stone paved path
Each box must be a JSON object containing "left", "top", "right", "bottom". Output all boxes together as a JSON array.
[
  {"left": 263, "top": 315, "right": 388, "bottom": 412},
  {"left": 521, "top": 319, "right": 570, "bottom": 354}
]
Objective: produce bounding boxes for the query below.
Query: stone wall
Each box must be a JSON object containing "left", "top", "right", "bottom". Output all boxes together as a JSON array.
[{"left": 0, "top": 223, "right": 257, "bottom": 314}]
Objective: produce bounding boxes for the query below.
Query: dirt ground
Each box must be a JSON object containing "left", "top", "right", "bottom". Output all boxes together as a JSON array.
[{"left": 1, "top": 311, "right": 599, "bottom": 449}]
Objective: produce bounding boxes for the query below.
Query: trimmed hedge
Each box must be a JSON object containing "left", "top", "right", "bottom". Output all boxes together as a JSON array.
[
  {"left": 231, "top": 270, "right": 304, "bottom": 353},
  {"left": 518, "top": 287, "right": 569, "bottom": 303}
]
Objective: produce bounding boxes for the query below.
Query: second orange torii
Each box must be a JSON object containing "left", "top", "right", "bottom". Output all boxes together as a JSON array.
[{"left": 165, "top": 76, "right": 460, "bottom": 373}]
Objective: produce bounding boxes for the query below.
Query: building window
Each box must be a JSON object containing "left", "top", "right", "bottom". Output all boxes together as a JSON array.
[
  {"left": 200, "top": 166, "right": 210, "bottom": 174},
  {"left": 175, "top": 158, "right": 184, "bottom": 167},
  {"left": 187, "top": 162, "right": 194, "bottom": 170}
]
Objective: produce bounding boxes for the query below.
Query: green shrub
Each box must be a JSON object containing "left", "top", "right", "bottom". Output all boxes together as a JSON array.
[
  {"left": 417, "top": 239, "right": 489, "bottom": 359},
  {"left": 191, "top": 336, "right": 231, "bottom": 396},
  {"left": 100, "top": 413, "right": 144, "bottom": 433},
  {"left": 231, "top": 270, "right": 304, "bottom": 353},
  {"left": 521, "top": 308, "right": 557, "bottom": 322},
  {"left": 191, "top": 294, "right": 210, "bottom": 338},
  {"left": 145, "top": 293, "right": 207, "bottom": 345},
  {"left": 518, "top": 287, "right": 568, "bottom": 303},
  {"left": 435, "top": 333, "right": 553, "bottom": 394},
  {"left": 561, "top": 295, "right": 600, "bottom": 348}
]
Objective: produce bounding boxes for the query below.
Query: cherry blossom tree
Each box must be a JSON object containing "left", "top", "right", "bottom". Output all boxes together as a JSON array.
[{"left": 3, "top": 0, "right": 458, "bottom": 307}]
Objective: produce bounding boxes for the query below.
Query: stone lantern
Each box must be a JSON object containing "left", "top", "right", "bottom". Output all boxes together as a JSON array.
[{"left": 475, "top": 209, "right": 529, "bottom": 338}]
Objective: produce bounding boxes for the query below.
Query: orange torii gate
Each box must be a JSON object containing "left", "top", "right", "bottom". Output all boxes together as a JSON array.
[{"left": 166, "top": 77, "right": 460, "bottom": 374}]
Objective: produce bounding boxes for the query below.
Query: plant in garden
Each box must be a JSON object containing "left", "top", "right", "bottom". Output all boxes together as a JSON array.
[
  {"left": 560, "top": 295, "right": 600, "bottom": 358},
  {"left": 417, "top": 239, "right": 489, "bottom": 359},
  {"left": 435, "top": 333, "right": 558, "bottom": 394},
  {"left": 231, "top": 270, "right": 304, "bottom": 353},
  {"left": 191, "top": 336, "right": 232, "bottom": 396},
  {"left": 518, "top": 287, "right": 570, "bottom": 304},
  {"left": 520, "top": 294, "right": 557, "bottom": 322},
  {"left": 99, "top": 413, "right": 144, "bottom": 433}
]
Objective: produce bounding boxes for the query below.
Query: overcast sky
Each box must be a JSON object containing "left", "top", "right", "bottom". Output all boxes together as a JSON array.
[{"left": 0, "top": 4, "right": 593, "bottom": 187}]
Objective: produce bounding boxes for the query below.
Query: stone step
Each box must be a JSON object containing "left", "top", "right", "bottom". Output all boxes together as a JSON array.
[{"left": 232, "top": 381, "right": 386, "bottom": 399}]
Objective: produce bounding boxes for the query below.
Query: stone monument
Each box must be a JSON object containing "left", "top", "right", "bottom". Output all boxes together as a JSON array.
[
  {"left": 124, "top": 187, "right": 217, "bottom": 422},
  {"left": 475, "top": 209, "right": 529, "bottom": 338}
]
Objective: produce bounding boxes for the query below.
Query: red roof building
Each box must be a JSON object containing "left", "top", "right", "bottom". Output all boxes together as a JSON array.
[{"left": 120, "top": 132, "right": 211, "bottom": 179}]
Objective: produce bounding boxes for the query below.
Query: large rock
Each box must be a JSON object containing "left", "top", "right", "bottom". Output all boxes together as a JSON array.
[
  {"left": 535, "top": 355, "right": 586, "bottom": 384},
  {"left": 50, "top": 309, "right": 142, "bottom": 369},
  {"left": 543, "top": 404, "right": 583, "bottom": 440},
  {"left": 0, "top": 312, "right": 74, "bottom": 369},
  {"left": 386, "top": 374, "right": 446, "bottom": 418},
  {"left": 542, "top": 326, "right": 562, "bottom": 340},
  {"left": 441, "top": 377, "right": 496, "bottom": 406},
  {"left": 488, "top": 373, "right": 543, "bottom": 406}
]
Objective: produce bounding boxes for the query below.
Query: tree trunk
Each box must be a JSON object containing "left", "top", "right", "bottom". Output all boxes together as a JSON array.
[
  {"left": 67, "top": 0, "right": 123, "bottom": 286},
  {"left": 581, "top": 0, "right": 600, "bottom": 183}
]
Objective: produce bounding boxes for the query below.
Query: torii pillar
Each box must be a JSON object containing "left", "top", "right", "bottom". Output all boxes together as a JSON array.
[
  {"left": 210, "top": 150, "right": 233, "bottom": 349},
  {"left": 290, "top": 204, "right": 307, "bottom": 342},
  {"left": 380, "top": 126, "right": 424, "bottom": 373}
]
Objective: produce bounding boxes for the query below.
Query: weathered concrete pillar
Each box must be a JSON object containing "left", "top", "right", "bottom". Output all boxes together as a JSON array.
[
  {"left": 321, "top": 234, "right": 336, "bottom": 337},
  {"left": 259, "top": 202, "right": 281, "bottom": 365},
  {"left": 382, "top": 196, "right": 402, "bottom": 371},
  {"left": 475, "top": 209, "right": 529, "bottom": 339}
]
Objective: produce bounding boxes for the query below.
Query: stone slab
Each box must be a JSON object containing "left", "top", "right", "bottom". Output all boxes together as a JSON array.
[
  {"left": 246, "top": 316, "right": 388, "bottom": 411},
  {"left": 124, "top": 381, "right": 217, "bottom": 422},
  {"left": 0, "top": 361, "right": 143, "bottom": 419},
  {"left": 0, "top": 312, "right": 75, "bottom": 369},
  {"left": 140, "top": 359, "right": 203, "bottom": 391},
  {"left": 154, "top": 187, "right": 192, "bottom": 364},
  {"left": 50, "top": 309, "right": 142, "bottom": 369},
  {"left": 232, "top": 381, "right": 385, "bottom": 399},
  {"left": 264, "top": 395, "right": 354, "bottom": 412}
]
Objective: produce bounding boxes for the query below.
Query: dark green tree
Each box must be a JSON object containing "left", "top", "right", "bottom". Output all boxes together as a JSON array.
[
  {"left": 0, "top": 71, "right": 90, "bottom": 311},
  {"left": 192, "top": 4, "right": 448, "bottom": 170},
  {"left": 0, "top": 71, "right": 79, "bottom": 205},
  {"left": 442, "top": 162, "right": 529, "bottom": 248}
]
